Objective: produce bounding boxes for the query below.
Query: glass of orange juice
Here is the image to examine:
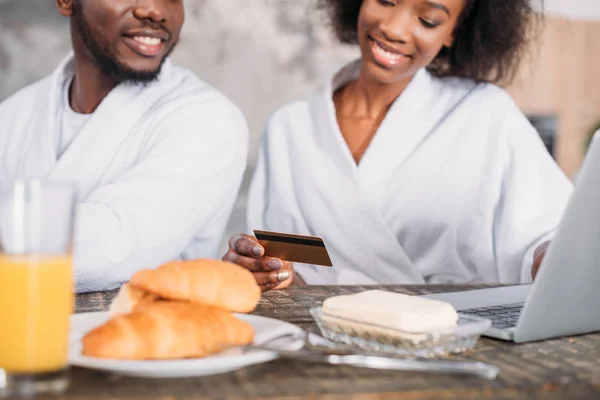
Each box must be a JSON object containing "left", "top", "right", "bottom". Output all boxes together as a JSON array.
[{"left": 0, "top": 180, "right": 77, "bottom": 397}]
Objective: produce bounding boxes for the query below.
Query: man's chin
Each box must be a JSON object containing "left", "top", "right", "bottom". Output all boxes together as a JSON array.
[
  {"left": 105, "top": 62, "right": 165, "bottom": 86},
  {"left": 119, "top": 69, "right": 162, "bottom": 85}
]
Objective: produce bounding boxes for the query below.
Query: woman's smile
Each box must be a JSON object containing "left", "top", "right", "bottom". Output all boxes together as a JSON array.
[{"left": 368, "top": 35, "right": 413, "bottom": 69}]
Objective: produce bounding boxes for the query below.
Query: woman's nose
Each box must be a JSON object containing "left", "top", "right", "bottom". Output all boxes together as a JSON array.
[{"left": 380, "top": 8, "right": 413, "bottom": 43}]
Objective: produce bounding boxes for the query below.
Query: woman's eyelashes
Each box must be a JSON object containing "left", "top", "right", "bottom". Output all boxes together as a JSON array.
[
  {"left": 419, "top": 18, "right": 441, "bottom": 28},
  {"left": 374, "top": 0, "right": 443, "bottom": 29}
]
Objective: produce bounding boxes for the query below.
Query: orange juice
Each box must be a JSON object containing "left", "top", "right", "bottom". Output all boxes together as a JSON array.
[{"left": 0, "top": 255, "right": 73, "bottom": 373}]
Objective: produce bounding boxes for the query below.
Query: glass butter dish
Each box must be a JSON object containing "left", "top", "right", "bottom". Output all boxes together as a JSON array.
[{"left": 310, "top": 307, "right": 491, "bottom": 358}]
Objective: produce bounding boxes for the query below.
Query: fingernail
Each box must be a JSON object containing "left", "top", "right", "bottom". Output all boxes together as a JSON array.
[
  {"left": 252, "top": 246, "right": 263, "bottom": 256},
  {"left": 277, "top": 270, "right": 291, "bottom": 282},
  {"left": 268, "top": 259, "right": 283, "bottom": 270}
]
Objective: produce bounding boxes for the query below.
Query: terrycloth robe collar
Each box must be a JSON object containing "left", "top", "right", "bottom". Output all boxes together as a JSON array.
[{"left": 14, "top": 53, "right": 180, "bottom": 196}]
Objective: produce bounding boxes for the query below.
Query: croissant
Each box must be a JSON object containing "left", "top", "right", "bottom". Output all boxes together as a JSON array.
[
  {"left": 108, "top": 283, "right": 160, "bottom": 317},
  {"left": 128, "top": 259, "right": 261, "bottom": 313},
  {"left": 82, "top": 301, "right": 255, "bottom": 360}
]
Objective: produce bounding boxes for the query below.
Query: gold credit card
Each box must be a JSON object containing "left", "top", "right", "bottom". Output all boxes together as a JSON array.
[{"left": 253, "top": 230, "right": 333, "bottom": 267}]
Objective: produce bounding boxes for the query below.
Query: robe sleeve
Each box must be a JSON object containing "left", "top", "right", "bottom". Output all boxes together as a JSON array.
[
  {"left": 493, "top": 109, "right": 573, "bottom": 284},
  {"left": 74, "top": 101, "right": 248, "bottom": 292}
]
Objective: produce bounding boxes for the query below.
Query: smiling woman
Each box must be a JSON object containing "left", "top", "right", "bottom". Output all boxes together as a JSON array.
[
  {"left": 223, "top": 0, "right": 573, "bottom": 290},
  {"left": 321, "top": 0, "right": 538, "bottom": 84}
]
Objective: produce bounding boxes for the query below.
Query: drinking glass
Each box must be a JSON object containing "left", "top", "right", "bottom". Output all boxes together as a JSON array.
[{"left": 0, "top": 180, "right": 77, "bottom": 397}]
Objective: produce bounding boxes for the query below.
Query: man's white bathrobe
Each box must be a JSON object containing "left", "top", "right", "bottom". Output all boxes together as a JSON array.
[
  {"left": 247, "top": 60, "right": 573, "bottom": 285},
  {"left": 0, "top": 55, "right": 248, "bottom": 292}
]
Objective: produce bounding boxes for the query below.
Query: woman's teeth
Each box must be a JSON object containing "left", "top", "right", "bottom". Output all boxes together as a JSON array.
[
  {"left": 133, "top": 36, "right": 162, "bottom": 46},
  {"left": 374, "top": 42, "right": 402, "bottom": 60},
  {"left": 372, "top": 40, "right": 406, "bottom": 65}
]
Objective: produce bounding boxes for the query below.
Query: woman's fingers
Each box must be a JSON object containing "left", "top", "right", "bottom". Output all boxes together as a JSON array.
[
  {"left": 222, "top": 249, "right": 283, "bottom": 272},
  {"left": 223, "top": 234, "right": 284, "bottom": 271},
  {"left": 254, "top": 270, "right": 291, "bottom": 286},
  {"left": 257, "top": 262, "right": 294, "bottom": 292},
  {"left": 222, "top": 233, "right": 293, "bottom": 291},
  {"left": 228, "top": 234, "right": 263, "bottom": 257},
  {"left": 256, "top": 269, "right": 294, "bottom": 292},
  {"left": 259, "top": 283, "right": 279, "bottom": 292}
]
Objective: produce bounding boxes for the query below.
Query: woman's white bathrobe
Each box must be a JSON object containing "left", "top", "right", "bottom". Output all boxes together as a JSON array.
[
  {"left": 0, "top": 55, "right": 248, "bottom": 292},
  {"left": 247, "top": 60, "right": 573, "bottom": 285}
]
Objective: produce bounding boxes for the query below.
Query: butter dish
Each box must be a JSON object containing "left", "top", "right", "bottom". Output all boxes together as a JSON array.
[{"left": 311, "top": 290, "right": 491, "bottom": 358}]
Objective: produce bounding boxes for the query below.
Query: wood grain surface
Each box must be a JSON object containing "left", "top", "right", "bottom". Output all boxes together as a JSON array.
[{"left": 68, "top": 285, "right": 600, "bottom": 399}]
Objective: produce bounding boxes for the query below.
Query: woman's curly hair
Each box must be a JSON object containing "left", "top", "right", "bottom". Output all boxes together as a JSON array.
[{"left": 319, "top": 0, "right": 542, "bottom": 85}]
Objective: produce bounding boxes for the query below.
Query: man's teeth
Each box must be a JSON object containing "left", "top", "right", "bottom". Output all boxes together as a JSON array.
[
  {"left": 373, "top": 42, "right": 403, "bottom": 61},
  {"left": 133, "top": 36, "right": 162, "bottom": 46}
]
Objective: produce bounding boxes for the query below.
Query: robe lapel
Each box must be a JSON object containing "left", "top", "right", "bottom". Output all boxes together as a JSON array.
[
  {"left": 313, "top": 60, "right": 362, "bottom": 181},
  {"left": 357, "top": 69, "right": 435, "bottom": 204},
  {"left": 48, "top": 59, "right": 179, "bottom": 194},
  {"left": 360, "top": 75, "right": 477, "bottom": 207},
  {"left": 14, "top": 56, "right": 70, "bottom": 181},
  {"left": 298, "top": 61, "right": 477, "bottom": 283},
  {"left": 319, "top": 62, "right": 438, "bottom": 205},
  {"left": 302, "top": 87, "right": 425, "bottom": 284}
]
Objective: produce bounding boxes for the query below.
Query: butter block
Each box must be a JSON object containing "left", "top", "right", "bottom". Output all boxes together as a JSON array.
[{"left": 322, "top": 290, "right": 458, "bottom": 334}]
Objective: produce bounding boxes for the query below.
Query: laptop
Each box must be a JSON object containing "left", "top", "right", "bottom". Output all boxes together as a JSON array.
[{"left": 421, "top": 134, "right": 600, "bottom": 343}]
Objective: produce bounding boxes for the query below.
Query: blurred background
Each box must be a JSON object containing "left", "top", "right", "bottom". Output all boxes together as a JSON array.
[{"left": 0, "top": 0, "right": 599, "bottom": 245}]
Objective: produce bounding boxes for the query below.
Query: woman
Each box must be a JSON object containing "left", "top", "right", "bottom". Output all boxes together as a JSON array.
[{"left": 223, "top": 0, "right": 572, "bottom": 291}]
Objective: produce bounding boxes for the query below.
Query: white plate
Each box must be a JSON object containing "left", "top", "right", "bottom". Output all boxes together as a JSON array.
[{"left": 68, "top": 311, "right": 304, "bottom": 378}]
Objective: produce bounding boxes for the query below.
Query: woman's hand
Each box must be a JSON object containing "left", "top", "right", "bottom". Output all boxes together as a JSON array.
[
  {"left": 531, "top": 241, "right": 551, "bottom": 280},
  {"left": 222, "top": 234, "right": 297, "bottom": 292}
]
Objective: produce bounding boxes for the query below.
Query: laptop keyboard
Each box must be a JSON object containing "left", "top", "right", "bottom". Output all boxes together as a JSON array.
[{"left": 460, "top": 303, "right": 525, "bottom": 329}]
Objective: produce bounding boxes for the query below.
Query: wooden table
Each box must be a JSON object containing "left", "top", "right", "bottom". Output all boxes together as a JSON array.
[{"left": 68, "top": 285, "right": 600, "bottom": 399}]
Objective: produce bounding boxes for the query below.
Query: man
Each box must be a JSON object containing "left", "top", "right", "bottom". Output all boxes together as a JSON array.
[{"left": 0, "top": 0, "right": 248, "bottom": 292}]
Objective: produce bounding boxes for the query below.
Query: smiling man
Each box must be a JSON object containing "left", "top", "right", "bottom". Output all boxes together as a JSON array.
[{"left": 0, "top": 0, "right": 248, "bottom": 292}]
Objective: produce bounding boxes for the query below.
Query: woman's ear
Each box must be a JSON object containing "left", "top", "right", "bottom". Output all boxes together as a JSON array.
[{"left": 56, "top": 0, "right": 75, "bottom": 17}]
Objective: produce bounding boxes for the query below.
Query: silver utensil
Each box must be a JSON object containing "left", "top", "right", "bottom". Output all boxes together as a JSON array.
[{"left": 246, "top": 331, "right": 500, "bottom": 380}]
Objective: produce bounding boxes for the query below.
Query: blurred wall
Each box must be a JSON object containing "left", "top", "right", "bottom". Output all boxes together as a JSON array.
[
  {"left": 542, "top": 0, "right": 600, "bottom": 20},
  {"left": 507, "top": 15, "right": 600, "bottom": 179}
]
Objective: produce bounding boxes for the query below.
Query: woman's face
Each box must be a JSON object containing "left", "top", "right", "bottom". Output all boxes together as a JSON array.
[{"left": 357, "top": 0, "right": 465, "bottom": 85}]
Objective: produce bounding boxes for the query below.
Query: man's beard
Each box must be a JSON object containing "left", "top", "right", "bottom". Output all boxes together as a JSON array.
[{"left": 73, "top": 3, "right": 174, "bottom": 85}]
